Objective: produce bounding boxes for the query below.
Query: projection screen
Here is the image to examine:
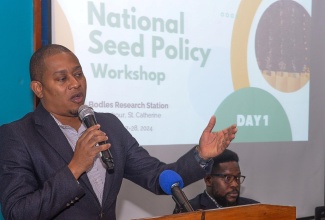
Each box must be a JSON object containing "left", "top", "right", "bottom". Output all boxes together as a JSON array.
[{"left": 50, "top": 0, "right": 324, "bottom": 219}]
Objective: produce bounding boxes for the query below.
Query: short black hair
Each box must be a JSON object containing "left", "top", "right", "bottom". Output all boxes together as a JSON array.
[
  {"left": 211, "top": 149, "right": 239, "bottom": 172},
  {"left": 29, "top": 44, "right": 72, "bottom": 82}
]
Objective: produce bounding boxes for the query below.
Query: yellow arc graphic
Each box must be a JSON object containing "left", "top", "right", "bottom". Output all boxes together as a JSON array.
[{"left": 231, "top": 0, "right": 261, "bottom": 91}]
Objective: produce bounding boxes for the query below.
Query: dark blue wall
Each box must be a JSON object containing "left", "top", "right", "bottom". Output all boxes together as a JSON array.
[{"left": 0, "top": 1, "right": 34, "bottom": 219}]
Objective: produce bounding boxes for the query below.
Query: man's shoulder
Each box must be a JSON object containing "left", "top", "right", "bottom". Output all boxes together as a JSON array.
[
  {"left": 189, "top": 192, "right": 217, "bottom": 211},
  {"left": 238, "top": 196, "right": 260, "bottom": 205},
  {"left": 188, "top": 192, "right": 206, "bottom": 204},
  {"left": 173, "top": 193, "right": 207, "bottom": 214},
  {"left": 94, "top": 112, "right": 128, "bottom": 134},
  {"left": 0, "top": 111, "right": 33, "bottom": 129},
  {"left": 95, "top": 111, "right": 119, "bottom": 120}
]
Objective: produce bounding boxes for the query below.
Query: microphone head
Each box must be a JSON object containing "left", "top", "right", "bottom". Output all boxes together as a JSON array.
[
  {"left": 159, "top": 170, "right": 184, "bottom": 195},
  {"left": 78, "top": 105, "right": 94, "bottom": 121}
]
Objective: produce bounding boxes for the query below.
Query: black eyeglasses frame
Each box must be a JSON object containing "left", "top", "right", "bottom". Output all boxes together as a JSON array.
[{"left": 210, "top": 173, "right": 246, "bottom": 184}]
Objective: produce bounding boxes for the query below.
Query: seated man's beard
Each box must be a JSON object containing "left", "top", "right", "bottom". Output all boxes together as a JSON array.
[{"left": 216, "top": 190, "right": 239, "bottom": 207}]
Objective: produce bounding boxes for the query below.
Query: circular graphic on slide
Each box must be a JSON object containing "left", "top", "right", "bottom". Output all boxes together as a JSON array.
[
  {"left": 213, "top": 87, "right": 292, "bottom": 143},
  {"left": 52, "top": 1, "right": 75, "bottom": 52},
  {"left": 255, "top": 0, "right": 310, "bottom": 93}
]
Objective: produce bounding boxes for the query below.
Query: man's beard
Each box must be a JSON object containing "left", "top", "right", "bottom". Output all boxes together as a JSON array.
[
  {"left": 216, "top": 190, "right": 240, "bottom": 207},
  {"left": 70, "top": 109, "right": 79, "bottom": 117}
]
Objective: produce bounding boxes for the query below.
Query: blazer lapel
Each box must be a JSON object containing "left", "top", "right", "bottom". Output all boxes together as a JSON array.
[
  {"left": 33, "top": 104, "right": 73, "bottom": 164},
  {"left": 96, "top": 113, "right": 117, "bottom": 207},
  {"left": 102, "top": 169, "right": 116, "bottom": 207},
  {"left": 33, "top": 104, "right": 98, "bottom": 201}
]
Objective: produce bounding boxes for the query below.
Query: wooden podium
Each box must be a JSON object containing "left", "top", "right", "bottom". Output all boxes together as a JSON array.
[{"left": 134, "top": 204, "right": 296, "bottom": 220}]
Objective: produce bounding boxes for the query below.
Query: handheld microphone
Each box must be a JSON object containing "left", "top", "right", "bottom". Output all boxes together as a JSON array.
[
  {"left": 159, "top": 170, "right": 194, "bottom": 213},
  {"left": 78, "top": 105, "right": 114, "bottom": 171}
]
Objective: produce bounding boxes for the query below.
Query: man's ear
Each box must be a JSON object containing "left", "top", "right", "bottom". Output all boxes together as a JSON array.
[
  {"left": 30, "top": 81, "right": 43, "bottom": 99},
  {"left": 204, "top": 175, "right": 213, "bottom": 187}
]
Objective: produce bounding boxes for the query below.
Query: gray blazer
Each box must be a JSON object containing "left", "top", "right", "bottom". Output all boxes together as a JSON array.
[{"left": 0, "top": 103, "right": 206, "bottom": 220}]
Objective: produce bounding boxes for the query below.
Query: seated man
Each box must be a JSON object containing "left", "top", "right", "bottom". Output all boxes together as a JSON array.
[{"left": 174, "top": 149, "right": 259, "bottom": 213}]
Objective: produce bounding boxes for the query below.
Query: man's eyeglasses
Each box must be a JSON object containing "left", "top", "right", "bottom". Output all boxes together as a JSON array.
[{"left": 210, "top": 174, "right": 246, "bottom": 184}]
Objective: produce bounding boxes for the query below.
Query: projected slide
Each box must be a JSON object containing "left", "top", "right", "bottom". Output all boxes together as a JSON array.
[{"left": 52, "top": 0, "right": 311, "bottom": 145}]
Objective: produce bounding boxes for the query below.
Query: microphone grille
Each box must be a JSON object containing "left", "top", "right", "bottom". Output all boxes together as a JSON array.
[
  {"left": 78, "top": 105, "right": 94, "bottom": 120},
  {"left": 159, "top": 170, "right": 184, "bottom": 195}
]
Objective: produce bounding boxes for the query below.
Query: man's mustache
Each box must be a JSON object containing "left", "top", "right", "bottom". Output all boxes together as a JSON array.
[{"left": 226, "top": 189, "right": 240, "bottom": 196}]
